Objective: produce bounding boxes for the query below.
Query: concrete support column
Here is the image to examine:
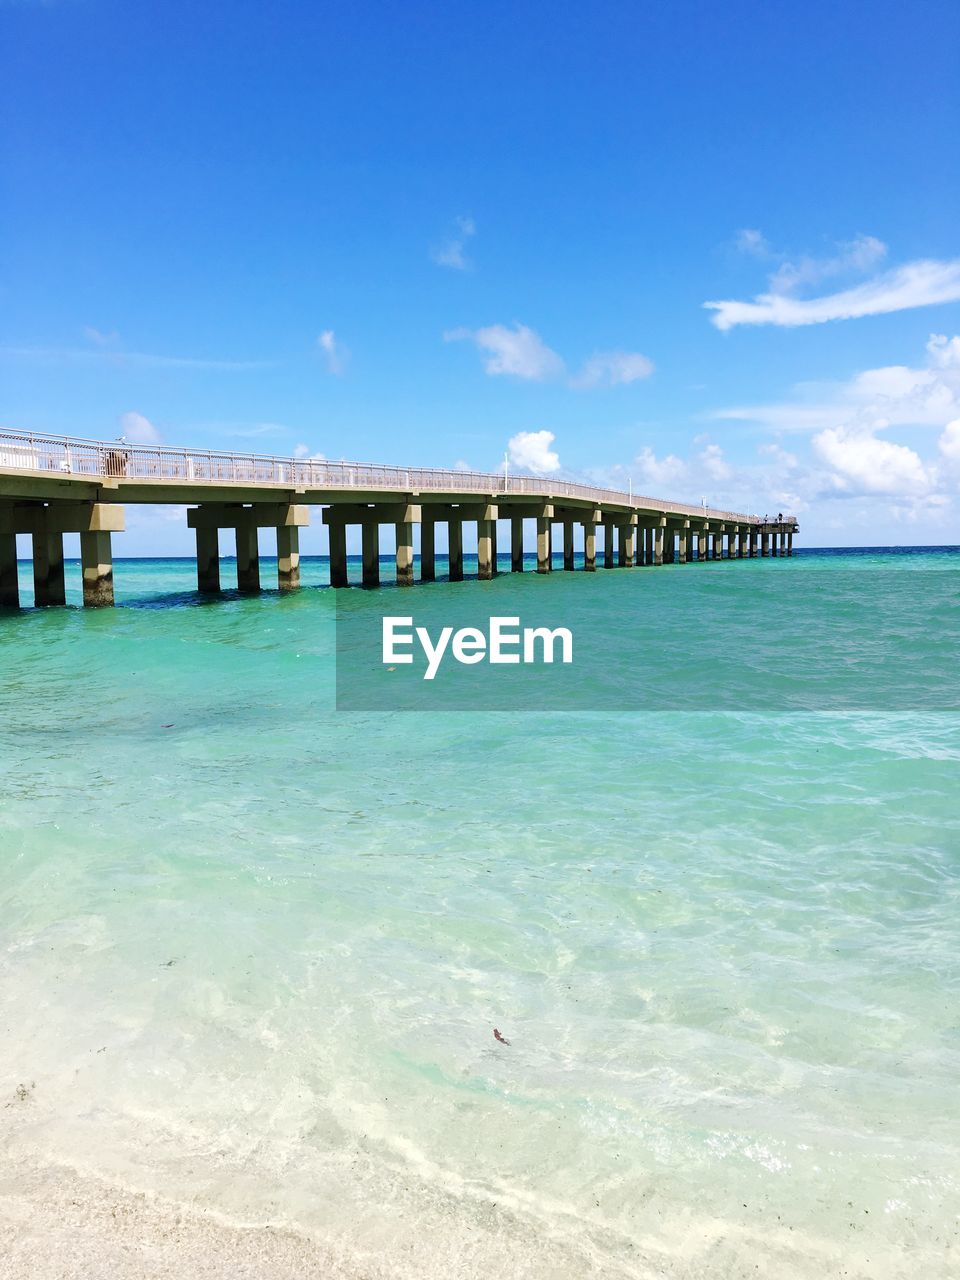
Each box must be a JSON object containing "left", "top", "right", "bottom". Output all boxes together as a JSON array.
[
  {"left": 477, "top": 518, "right": 493, "bottom": 580},
  {"left": 236, "top": 524, "right": 260, "bottom": 592},
  {"left": 787, "top": 530, "right": 794, "bottom": 556},
  {"left": 511, "top": 516, "right": 524, "bottom": 572},
  {"left": 448, "top": 518, "right": 463, "bottom": 581},
  {"left": 396, "top": 521, "right": 414, "bottom": 586},
  {"left": 582, "top": 522, "right": 596, "bottom": 571},
  {"left": 772, "top": 530, "right": 780, "bottom": 557},
  {"left": 761, "top": 530, "right": 770, "bottom": 557},
  {"left": 617, "top": 526, "right": 627, "bottom": 567},
  {"left": 328, "top": 520, "right": 348, "bottom": 587},
  {"left": 0, "top": 531, "right": 18, "bottom": 608},
  {"left": 750, "top": 528, "right": 758, "bottom": 558},
  {"left": 663, "top": 530, "right": 674, "bottom": 564},
  {"left": 33, "top": 530, "right": 66, "bottom": 606},
  {"left": 677, "top": 524, "right": 688, "bottom": 564},
  {"left": 361, "top": 521, "right": 380, "bottom": 587},
  {"left": 736, "top": 528, "right": 745, "bottom": 559},
  {"left": 643, "top": 526, "right": 653, "bottom": 565},
  {"left": 79, "top": 530, "right": 114, "bottom": 607},
  {"left": 490, "top": 520, "right": 498, "bottom": 576},
  {"left": 536, "top": 516, "right": 552, "bottom": 573},
  {"left": 654, "top": 520, "right": 665, "bottom": 566},
  {"left": 563, "top": 520, "right": 575, "bottom": 570},
  {"left": 603, "top": 521, "right": 614, "bottom": 569},
  {"left": 277, "top": 526, "right": 300, "bottom": 591},
  {"left": 420, "top": 517, "right": 435, "bottom": 582},
  {"left": 624, "top": 524, "right": 636, "bottom": 567},
  {"left": 196, "top": 527, "right": 220, "bottom": 593}
]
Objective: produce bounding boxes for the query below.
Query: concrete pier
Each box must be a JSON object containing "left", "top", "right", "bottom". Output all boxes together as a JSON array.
[
  {"left": 536, "top": 516, "right": 551, "bottom": 573},
  {"left": 0, "top": 529, "right": 17, "bottom": 608},
  {"left": 418, "top": 515, "right": 435, "bottom": 583},
  {"left": 79, "top": 530, "right": 114, "bottom": 607},
  {"left": 396, "top": 521, "right": 414, "bottom": 586},
  {"left": 449, "top": 516, "right": 463, "bottom": 581},
  {"left": 583, "top": 519, "right": 596, "bottom": 571},
  {"left": 421, "top": 514, "right": 436, "bottom": 582},
  {"left": 188, "top": 503, "right": 308, "bottom": 593},
  {"left": 235, "top": 524, "right": 260, "bottom": 592},
  {"left": 32, "top": 531, "right": 65, "bottom": 606},
  {"left": 511, "top": 516, "right": 524, "bottom": 572},
  {"left": 563, "top": 519, "right": 575, "bottom": 570},
  {"left": 196, "top": 527, "right": 220, "bottom": 593},
  {"left": 477, "top": 515, "right": 494, "bottom": 580},
  {"left": 277, "top": 526, "right": 300, "bottom": 591},
  {"left": 623, "top": 522, "right": 636, "bottom": 568},
  {"left": 0, "top": 501, "right": 124, "bottom": 607},
  {"left": 329, "top": 521, "right": 348, "bottom": 587},
  {"left": 0, "top": 429, "right": 798, "bottom": 608},
  {"left": 361, "top": 521, "right": 379, "bottom": 588}
]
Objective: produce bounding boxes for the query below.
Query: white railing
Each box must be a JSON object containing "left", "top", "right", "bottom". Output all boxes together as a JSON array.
[{"left": 0, "top": 429, "right": 791, "bottom": 526}]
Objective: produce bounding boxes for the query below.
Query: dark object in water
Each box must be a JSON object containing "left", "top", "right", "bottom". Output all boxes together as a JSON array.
[{"left": 493, "top": 1028, "right": 510, "bottom": 1045}]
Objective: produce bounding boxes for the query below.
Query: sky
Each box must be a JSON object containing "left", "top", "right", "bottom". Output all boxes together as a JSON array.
[{"left": 2, "top": 0, "right": 960, "bottom": 552}]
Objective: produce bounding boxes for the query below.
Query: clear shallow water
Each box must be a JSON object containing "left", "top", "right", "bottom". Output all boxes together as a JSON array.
[{"left": 1, "top": 549, "right": 959, "bottom": 1277}]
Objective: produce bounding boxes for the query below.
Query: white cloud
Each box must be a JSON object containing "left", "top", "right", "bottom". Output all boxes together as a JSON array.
[
  {"left": 294, "top": 443, "right": 326, "bottom": 460},
  {"left": 119, "top": 411, "right": 161, "bottom": 445},
  {"left": 453, "top": 458, "right": 472, "bottom": 471},
  {"left": 927, "top": 333, "right": 960, "bottom": 369},
  {"left": 446, "top": 323, "right": 565, "bottom": 381},
  {"left": 812, "top": 426, "right": 932, "bottom": 496},
  {"left": 446, "top": 324, "right": 654, "bottom": 388},
  {"left": 706, "top": 256, "right": 960, "bottom": 331},
  {"left": 633, "top": 445, "right": 688, "bottom": 489},
  {"left": 431, "top": 216, "right": 476, "bottom": 270},
  {"left": 736, "top": 228, "right": 771, "bottom": 257},
  {"left": 507, "top": 429, "right": 561, "bottom": 474},
  {"left": 939, "top": 419, "right": 960, "bottom": 465},
  {"left": 768, "top": 234, "right": 887, "bottom": 294},
  {"left": 715, "top": 333, "right": 960, "bottom": 433},
  {"left": 317, "top": 329, "right": 348, "bottom": 375},
  {"left": 571, "top": 350, "right": 655, "bottom": 388}
]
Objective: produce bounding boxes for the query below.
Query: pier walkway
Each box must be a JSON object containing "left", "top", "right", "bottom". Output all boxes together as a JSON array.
[{"left": 0, "top": 430, "right": 797, "bottom": 607}]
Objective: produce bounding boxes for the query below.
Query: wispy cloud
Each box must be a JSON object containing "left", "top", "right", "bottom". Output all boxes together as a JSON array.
[
  {"left": 714, "top": 333, "right": 960, "bottom": 432},
  {"left": 82, "top": 325, "right": 120, "bottom": 347},
  {"left": 446, "top": 322, "right": 654, "bottom": 388},
  {"left": 431, "top": 216, "right": 476, "bottom": 270},
  {"left": 0, "top": 345, "right": 266, "bottom": 370},
  {"left": 317, "top": 329, "right": 348, "bottom": 375},
  {"left": 119, "top": 411, "right": 161, "bottom": 445},
  {"left": 706, "top": 231, "right": 960, "bottom": 330},
  {"left": 507, "top": 429, "right": 561, "bottom": 474},
  {"left": 571, "top": 350, "right": 655, "bottom": 388},
  {"left": 445, "top": 323, "right": 565, "bottom": 381}
]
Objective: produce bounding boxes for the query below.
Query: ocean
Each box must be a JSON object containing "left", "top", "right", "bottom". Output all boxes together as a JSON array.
[{"left": 1, "top": 548, "right": 958, "bottom": 1278}]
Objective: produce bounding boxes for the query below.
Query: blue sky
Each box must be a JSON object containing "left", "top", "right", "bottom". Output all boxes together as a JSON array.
[{"left": 3, "top": 0, "right": 960, "bottom": 551}]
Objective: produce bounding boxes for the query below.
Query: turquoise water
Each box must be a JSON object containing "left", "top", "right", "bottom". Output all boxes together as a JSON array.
[{"left": 2, "top": 549, "right": 959, "bottom": 1277}]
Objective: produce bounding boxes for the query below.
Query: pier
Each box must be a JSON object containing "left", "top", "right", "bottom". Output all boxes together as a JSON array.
[{"left": 0, "top": 430, "right": 797, "bottom": 607}]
